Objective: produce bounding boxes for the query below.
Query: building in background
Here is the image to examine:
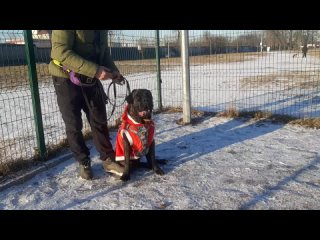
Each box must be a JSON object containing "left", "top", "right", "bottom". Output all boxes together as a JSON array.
[{"left": 4, "top": 30, "right": 51, "bottom": 48}]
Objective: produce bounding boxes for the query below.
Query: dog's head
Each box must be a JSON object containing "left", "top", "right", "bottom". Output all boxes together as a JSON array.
[{"left": 125, "top": 89, "right": 154, "bottom": 120}]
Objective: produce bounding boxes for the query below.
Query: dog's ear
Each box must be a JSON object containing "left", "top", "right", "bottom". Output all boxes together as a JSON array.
[
  {"left": 125, "top": 93, "right": 133, "bottom": 104},
  {"left": 125, "top": 90, "right": 136, "bottom": 104}
]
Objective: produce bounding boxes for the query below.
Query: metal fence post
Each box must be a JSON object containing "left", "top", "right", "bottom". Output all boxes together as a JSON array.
[
  {"left": 155, "top": 30, "right": 162, "bottom": 111},
  {"left": 181, "top": 30, "right": 191, "bottom": 124},
  {"left": 23, "top": 30, "right": 47, "bottom": 160}
]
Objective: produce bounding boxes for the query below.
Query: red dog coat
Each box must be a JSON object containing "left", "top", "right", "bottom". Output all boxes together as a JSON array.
[{"left": 115, "top": 105, "right": 155, "bottom": 161}]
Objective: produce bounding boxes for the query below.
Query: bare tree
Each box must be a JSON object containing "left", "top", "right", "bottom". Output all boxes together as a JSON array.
[
  {"left": 108, "top": 30, "right": 123, "bottom": 47},
  {"left": 302, "top": 30, "right": 318, "bottom": 46},
  {"left": 137, "top": 37, "right": 150, "bottom": 59},
  {"left": 174, "top": 30, "right": 181, "bottom": 45},
  {"left": 264, "top": 30, "right": 288, "bottom": 50},
  {"left": 263, "top": 30, "right": 320, "bottom": 50},
  {"left": 235, "top": 33, "right": 260, "bottom": 47},
  {"left": 289, "top": 30, "right": 293, "bottom": 50},
  {"left": 171, "top": 30, "right": 181, "bottom": 50}
]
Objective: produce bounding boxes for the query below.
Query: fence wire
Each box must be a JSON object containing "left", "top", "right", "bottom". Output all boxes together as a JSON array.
[
  {"left": 0, "top": 30, "right": 320, "bottom": 176},
  {"left": 187, "top": 30, "right": 320, "bottom": 118},
  {"left": 0, "top": 31, "right": 38, "bottom": 174}
]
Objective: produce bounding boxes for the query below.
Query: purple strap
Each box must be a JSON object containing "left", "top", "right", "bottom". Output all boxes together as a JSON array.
[
  {"left": 62, "top": 66, "right": 81, "bottom": 86},
  {"left": 69, "top": 71, "right": 82, "bottom": 86}
]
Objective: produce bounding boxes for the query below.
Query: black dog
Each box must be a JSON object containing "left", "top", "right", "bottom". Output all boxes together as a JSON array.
[{"left": 114, "top": 89, "right": 164, "bottom": 181}]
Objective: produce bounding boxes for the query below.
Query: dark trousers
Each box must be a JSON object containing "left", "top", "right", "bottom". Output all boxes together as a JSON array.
[{"left": 53, "top": 76, "right": 114, "bottom": 164}]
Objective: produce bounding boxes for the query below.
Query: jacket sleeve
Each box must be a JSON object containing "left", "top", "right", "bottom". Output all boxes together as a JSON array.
[
  {"left": 50, "top": 30, "right": 98, "bottom": 78},
  {"left": 101, "top": 31, "right": 119, "bottom": 72}
]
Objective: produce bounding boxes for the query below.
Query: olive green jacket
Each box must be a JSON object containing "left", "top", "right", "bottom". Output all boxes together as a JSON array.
[{"left": 48, "top": 30, "right": 118, "bottom": 78}]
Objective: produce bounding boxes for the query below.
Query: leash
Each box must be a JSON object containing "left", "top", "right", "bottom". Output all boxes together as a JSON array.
[{"left": 105, "top": 77, "right": 131, "bottom": 121}]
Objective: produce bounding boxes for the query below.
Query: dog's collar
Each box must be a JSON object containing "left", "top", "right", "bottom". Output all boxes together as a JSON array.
[
  {"left": 123, "top": 105, "right": 153, "bottom": 124},
  {"left": 127, "top": 113, "right": 140, "bottom": 125},
  {"left": 127, "top": 113, "right": 153, "bottom": 124}
]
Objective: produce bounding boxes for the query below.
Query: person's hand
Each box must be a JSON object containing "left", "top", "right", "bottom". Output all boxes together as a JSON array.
[
  {"left": 95, "top": 66, "right": 113, "bottom": 81},
  {"left": 112, "top": 71, "right": 125, "bottom": 85}
]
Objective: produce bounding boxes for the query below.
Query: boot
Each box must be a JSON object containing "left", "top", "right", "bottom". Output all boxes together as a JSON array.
[
  {"left": 79, "top": 158, "right": 93, "bottom": 180},
  {"left": 102, "top": 156, "right": 124, "bottom": 176}
]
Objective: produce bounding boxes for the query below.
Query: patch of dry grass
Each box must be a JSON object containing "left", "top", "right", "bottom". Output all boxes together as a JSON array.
[
  {"left": 0, "top": 63, "right": 50, "bottom": 89},
  {"left": 241, "top": 71, "right": 320, "bottom": 89},
  {"left": 308, "top": 49, "right": 320, "bottom": 59},
  {"left": 156, "top": 106, "right": 209, "bottom": 117},
  {"left": 290, "top": 118, "right": 320, "bottom": 129},
  {"left": 219, "top": 107, "right": 298, "bottom": 123},
  {"left": 218, "top": 107, "right": 320, "bottom": 128},
  {"left": 154, "top": 106, "right": 183, "bottom": 114},
  {"left": 189, "top": 52, "right": 266, "bottom": 65},
  {"left": 156, "top": 106, "right": 320, "bottom": 128},
  {"left": 0, "top": 159, "right": 40, "bottom": 177},
  {"left": 158, "top": 106, "right": 217, "bottom": 125},
  {"left": 217, "top": 107, "right": 240, "bottom": 118},
  {"left": 240, "top": 111, "right": 272, "bottom": 120},
  {"left": 0, "top": 129, "right": 93, "bottom": 177}
]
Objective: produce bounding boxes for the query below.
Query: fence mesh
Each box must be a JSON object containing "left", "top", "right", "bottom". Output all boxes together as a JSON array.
[
  {"left": 107, "top": 30, "right": 158, "bottom": 118},
  {"left": 187, "top": 30, "right": 320, "bottom": 118},
  {"left": 0, "top": 30, "right": 319, "bottom": 176},
  {"left": 0, "top": 31, "right": 38, "bottom": 173}
]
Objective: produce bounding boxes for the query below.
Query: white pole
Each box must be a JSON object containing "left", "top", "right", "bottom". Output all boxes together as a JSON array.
[
  {"left": 181, "top": 30, "right": 191, "bottom": 124},
  {"left": 260, "top": 32, "right": 263, "bottom": 53}
]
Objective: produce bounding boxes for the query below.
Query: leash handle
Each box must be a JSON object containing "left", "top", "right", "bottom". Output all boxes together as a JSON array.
[
  {"left": 105, "top": 77, "right": 131, "bottom": 121},
  {"left": 111, "top": 75, "right": 125, "bottom": 85}
]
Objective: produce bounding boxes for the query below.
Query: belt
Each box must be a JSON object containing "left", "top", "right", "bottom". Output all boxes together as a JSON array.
[{"left": 77, "top": 74, "right": 96, "bottom": 85}]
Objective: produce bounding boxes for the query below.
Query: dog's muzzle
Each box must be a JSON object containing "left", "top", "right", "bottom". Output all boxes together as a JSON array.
[
  {"left": 138, "top": 110, "right": 152, "bottom": 119},
  {"left": 138, "top": 111, "right": 147, "bottom": 117}
]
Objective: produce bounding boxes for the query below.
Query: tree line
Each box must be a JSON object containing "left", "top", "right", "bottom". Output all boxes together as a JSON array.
[{"left": 161, "top": 30, "right": 320, "bottom": 51}]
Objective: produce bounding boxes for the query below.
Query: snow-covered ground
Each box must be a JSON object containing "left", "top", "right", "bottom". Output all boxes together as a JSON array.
[{"left": 0, "top": 112, "right": 320, "bottom": 210}]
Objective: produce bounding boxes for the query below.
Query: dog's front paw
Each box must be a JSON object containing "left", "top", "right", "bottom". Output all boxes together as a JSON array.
[
  {"left": 120, "top": 173, "right": 130, "bottom": 181},
  {"left": 154, "top": 167, "right": 164, "bottom": 175}
]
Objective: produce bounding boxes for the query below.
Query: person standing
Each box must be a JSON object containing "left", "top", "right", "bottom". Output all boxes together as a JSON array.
[
  {"left": 302, "top": 44, "right": 308, "bottom": 58},
  {"left": 49, "top": 30, "right": 125, "bottom": 180}
]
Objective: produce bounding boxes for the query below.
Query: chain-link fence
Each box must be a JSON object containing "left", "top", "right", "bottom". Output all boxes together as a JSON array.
[
  {"left": 0, "top": 30, "right": 62, "bottom": 174},
  {"left": 0, "top": 30, "right": 160, "bottom": 175},
  {"left": 1, "top": 30, "right": 319, "bottom": 176},
  {"left": 187, "top": 30, "right": 320, "bottom": 118}
]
